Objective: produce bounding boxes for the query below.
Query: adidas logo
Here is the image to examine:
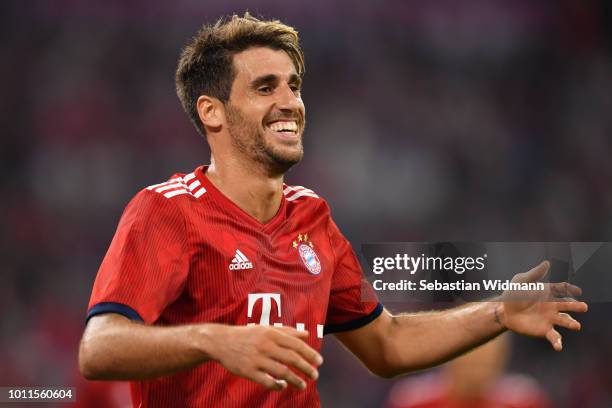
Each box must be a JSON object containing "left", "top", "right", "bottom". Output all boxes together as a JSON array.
[{"left": 229, "top": 249, "right": 253, "bottom": 270}]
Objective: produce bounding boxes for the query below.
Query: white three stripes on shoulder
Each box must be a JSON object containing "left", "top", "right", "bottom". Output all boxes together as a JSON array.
[
  {"left": 286, "top": 189, "right": 319, "bottom": 201},
  {"left": 146, "top": 172, "right": 207, "bottom": 199},
  {"left": 283, "top": 185, "right": 319, "bottom": 201},
  {"left": 146, "top": 177, "right": 182, "bottom": 191},
  {"left": 148, "top": 178, "right": 315, "bottom": 201}
]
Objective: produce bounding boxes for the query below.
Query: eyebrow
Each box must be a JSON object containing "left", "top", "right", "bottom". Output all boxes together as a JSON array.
[{"left": 251, "top": 73, "right": 302, "bottom": 89}]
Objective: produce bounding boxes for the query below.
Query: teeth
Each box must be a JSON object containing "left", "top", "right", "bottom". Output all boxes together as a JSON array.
[{"left": 268, "top": 121, "right": 297, "bottom": 132}]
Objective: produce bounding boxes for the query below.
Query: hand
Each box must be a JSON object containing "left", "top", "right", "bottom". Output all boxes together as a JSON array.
[
  {"left": 206, "top": 325, "right": 323, "bottom": 391},
  {"left": 498, "top": 260, "right": 588, "bottom": 351}
]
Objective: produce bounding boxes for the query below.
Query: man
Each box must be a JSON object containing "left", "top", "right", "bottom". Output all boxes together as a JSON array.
[{"left": 79, "top": 14, "right": 588, "bottom": 407}]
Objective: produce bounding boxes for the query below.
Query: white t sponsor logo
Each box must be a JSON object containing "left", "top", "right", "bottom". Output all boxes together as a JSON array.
[
  {"left": 247, "top": 293, "right": 281, "bottom": 326},
  {"left": 246, "top": 293, "right": 324, "bottom": 338}
]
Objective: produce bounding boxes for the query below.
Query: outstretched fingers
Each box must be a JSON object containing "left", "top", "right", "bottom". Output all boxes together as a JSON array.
[
  {"left": 547, "top": 305, "right": 587, "bottom": 352},
  {"left": 556, "top": 301, "right": 588, "bottom": 313},
  {"left": 546, "top": 328, "right": 563, "bottom": 351},
  {"left": 550, "top": 282, "right": 582, "bottom": 298},
  {"left": 515, "top": 261, "right": 550, "bottom": 283},
  {"left": 553, "top": 312, "right": 581, "bottom": 331}
]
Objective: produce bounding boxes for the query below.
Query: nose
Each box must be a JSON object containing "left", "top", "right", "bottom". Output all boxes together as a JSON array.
[{"left": 275, "top": 82, "right": 303, "bottom": 113}]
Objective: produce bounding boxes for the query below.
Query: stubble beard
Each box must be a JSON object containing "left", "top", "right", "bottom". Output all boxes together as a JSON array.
[{"left": 225, "top": 103, "right": 304, "bottom": 176}]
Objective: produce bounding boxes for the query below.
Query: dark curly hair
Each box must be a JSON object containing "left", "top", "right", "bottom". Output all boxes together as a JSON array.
[{"left": 175, "top": 13, "right": 305, "bottom": 136}]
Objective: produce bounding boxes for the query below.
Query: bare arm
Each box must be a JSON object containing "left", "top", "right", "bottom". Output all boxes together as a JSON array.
[
  {"left": 335, "top": 302, "right": 504, "bottom": 378},
  {"left": 79, "top": 314, "right": 213, "bottom": 380},
  {"left": 336, "top": 261, "right": 588, "bottom": 378},
  {"left": 79, "top": 314, "right": 323, "bottom": 390}
]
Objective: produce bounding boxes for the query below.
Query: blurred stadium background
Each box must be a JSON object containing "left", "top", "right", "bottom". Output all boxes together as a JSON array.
[{"left": 1, "top": 1, "right": 611, "bottom": 407}]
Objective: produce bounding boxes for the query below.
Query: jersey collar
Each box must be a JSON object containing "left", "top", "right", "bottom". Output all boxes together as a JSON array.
[{"left": 195, "top": 165, "right": 288, "bottom": 232}]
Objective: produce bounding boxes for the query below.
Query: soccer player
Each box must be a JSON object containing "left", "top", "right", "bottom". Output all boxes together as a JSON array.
[{"left": 78, "top": 14, "right": 588, "bottom": 407}]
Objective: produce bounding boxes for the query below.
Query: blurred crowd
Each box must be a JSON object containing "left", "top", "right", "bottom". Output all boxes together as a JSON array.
[{"left": 1, "top": 1, "right": 611, "bottom": 407}]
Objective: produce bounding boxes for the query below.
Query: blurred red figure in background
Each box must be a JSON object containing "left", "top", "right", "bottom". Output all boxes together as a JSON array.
[{"left": 385, "top": 334, "right": 550, "bottom": 408}]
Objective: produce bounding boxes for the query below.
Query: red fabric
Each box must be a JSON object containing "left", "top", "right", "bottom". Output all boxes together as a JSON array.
[
  {"left": 87, "top": 165, "right": 379, "bottom": 407},
  {"left": 73, "top": 380, "right": 131, "bottom": 408},
  {"left": 386, "top": 374, "right": 551, "bottom": 408}
]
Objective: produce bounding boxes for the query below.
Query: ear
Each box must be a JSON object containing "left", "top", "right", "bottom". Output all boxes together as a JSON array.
[{"left": 196, "top": 95, "right": 224, "bottom": 131}]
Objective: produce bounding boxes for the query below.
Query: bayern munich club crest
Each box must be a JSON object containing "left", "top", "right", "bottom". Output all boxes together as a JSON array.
[{"left": 292, "top": 233, "right": 322, "bottom": 275}]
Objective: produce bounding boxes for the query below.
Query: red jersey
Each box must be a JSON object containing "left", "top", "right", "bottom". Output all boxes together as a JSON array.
[{"left": 87, "top": 165, "right": 381, "bottom": 407}]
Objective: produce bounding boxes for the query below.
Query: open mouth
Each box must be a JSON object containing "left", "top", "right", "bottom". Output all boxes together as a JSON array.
[{"left": 266, "top": 120, "right": 299, "bottom": 134}]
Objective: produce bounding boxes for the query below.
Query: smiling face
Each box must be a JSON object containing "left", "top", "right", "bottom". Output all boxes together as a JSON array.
[{"left": 225, "top": 46, "right": 306, "bottom": 175}]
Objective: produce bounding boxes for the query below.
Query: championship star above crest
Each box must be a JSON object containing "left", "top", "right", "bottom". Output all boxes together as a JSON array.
[{"left": 292, "top": 233, "right": 314, "bottom": 249}]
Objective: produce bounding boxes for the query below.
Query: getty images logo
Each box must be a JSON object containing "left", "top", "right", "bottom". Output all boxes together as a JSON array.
[{"left": 229, "top": 249, "right": 253, "bottom": 270}]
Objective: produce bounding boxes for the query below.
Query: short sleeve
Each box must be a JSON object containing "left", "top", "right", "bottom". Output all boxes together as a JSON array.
[
  {"left": 324, "top": 216, "right": 382, "bottom": 335},
  {"left": 87, "top": 189, "right": 189, "bottom": 324}
]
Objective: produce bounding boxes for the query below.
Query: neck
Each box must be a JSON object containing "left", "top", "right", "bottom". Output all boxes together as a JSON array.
[{"left": 205, "top": 155, "right": 284, "bottom": 224}]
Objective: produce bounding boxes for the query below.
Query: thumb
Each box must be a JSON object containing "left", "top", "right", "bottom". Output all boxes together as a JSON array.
[{"left": 514, "top": 260, "right": 550, "bottom": 283}]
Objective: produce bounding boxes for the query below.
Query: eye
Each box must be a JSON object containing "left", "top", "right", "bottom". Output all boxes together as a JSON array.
[
  {"left": 258, "top": 86, "right": 273, "bottom": 94},
  {"left": 290, "top": 85, "right": 301, "bottom": 94}
]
